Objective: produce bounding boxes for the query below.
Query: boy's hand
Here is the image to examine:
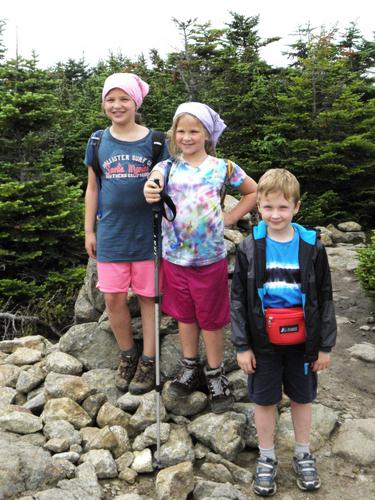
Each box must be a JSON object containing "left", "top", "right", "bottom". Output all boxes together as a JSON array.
[
  {"left": 237, "top": 350, "right": 256, "bottom": 374},
  {"left": 311, "top": 351, "right": 331, "bottom": 372}
]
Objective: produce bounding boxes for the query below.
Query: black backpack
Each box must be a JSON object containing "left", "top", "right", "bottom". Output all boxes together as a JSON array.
[{"left": 89, "top": 129, "right": 166, "bottom": 189}]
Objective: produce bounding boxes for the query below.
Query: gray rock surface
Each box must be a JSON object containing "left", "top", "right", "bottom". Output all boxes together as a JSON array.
[
  {"left": 188, "top": 412, "right": 246, "bottom": 461},
  {"left": 332, "top": 418, "right": 375, "bottom": 465},
  {"left": 59, "top": 322, "right": 121, "bottom": 370},
  {"left": 0, "top": 229, "right": 373, "bottom": 499},
  {"left": 155, "top": 461, "right": 194, "bottom": 500}
]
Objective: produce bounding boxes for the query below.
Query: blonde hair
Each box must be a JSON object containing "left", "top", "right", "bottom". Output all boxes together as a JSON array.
[
  {"left": 168, "top": 113, "right": 216, "bottom": 158},
  {"left": 257, "top": 168, "right": 300, "bottom": 204}
]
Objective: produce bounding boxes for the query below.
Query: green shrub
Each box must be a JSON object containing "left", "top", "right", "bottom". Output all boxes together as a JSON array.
[
  {"left": 294, "top": 191, "right": 341, "bottom": 227},
  {"left": 356, "top": 230, "right": 375, "bottom": 300},
  {"left": 0, "top": 266, "right": 86, "bottom": 339},
  {"left": 35, "top": 266, "right": 86, "bottom": 333}
]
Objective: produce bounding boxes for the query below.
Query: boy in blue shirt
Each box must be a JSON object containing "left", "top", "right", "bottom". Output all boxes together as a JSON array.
[{"left": 231, "top": 169, "right": 337, "bottom": 496}]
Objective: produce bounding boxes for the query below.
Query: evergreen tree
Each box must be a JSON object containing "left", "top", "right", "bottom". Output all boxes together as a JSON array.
[
  {"left": 0, "top": 56, "right": 85, "bottom": 331},
  {"left": 0, "top": 20, "right": 6, "bottom": 61},
  {"left": 257, "top": 25, "right": 375, "bottom": 225}
]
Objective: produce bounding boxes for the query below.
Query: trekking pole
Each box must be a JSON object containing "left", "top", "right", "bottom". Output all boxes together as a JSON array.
[{"left": 152, "top": 179, "right": 163, "bottom": 469}]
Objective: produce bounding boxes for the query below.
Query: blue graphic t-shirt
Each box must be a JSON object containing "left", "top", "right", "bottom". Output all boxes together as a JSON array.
[
  {"left": 264, "top": 229, "right": 302, "bottom": 308},
  {"left": 84, "top": 128, "right": 169, "bottom": 262}
]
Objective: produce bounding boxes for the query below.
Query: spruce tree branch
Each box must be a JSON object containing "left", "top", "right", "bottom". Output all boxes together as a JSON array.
[{"left": 0, "top": 312, "right": 61, "bottom": 338}]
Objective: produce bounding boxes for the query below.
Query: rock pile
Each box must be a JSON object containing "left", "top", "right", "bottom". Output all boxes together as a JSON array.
[{"left": 0, "top": 212, "right": 374, "bottom": 499}]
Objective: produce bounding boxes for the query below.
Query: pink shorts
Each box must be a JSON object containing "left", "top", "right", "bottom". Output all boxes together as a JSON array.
[
  {"left": 162, "top": 258, "right": 230, "bottom": 331},
  {"left": 97, "top": 260, "right": 163, "bottom": 297}
]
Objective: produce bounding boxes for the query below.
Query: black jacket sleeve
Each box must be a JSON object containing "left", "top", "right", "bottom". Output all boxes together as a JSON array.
[
  {"left": 230, "top": 242, "right": 253, "bottom": 352},
  {"left": 315, "top": 242, "right": 337, "bottom": 351}
]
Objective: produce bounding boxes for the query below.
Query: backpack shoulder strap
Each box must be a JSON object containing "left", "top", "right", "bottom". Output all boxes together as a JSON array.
[
  {"left": 151, "top": 130, "right": 166, "bottom": 168},
  {"left": 220, "top": 159, "right": 235, "bottom": 208},
  {"left": 89, "top": 129, "right": 104, "bottom": 180},
  {"left": 226, "top": 159, "right": 235, "bottom": 178},
  {"left": 88, "top": 130, "right": 104, "bottom": 220},
  {"left": 163, "top": 157, "right": 174, "bottom": 190}
]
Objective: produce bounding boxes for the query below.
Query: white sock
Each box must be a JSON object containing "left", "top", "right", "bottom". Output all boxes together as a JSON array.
[
  {"left": 259, "top": 446, "right": 276, "bottom": 461},
  {"left": 294, "top": 442, "right": 310, "bottom": 457}
]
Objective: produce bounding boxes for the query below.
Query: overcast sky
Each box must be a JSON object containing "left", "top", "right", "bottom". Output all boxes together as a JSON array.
[{"left": 2, "top": 0, "right": 374, "bottom": 68}]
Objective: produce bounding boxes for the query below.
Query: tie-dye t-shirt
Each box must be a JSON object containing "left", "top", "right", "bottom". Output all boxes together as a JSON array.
[{"left": 157, "top": 155, "right": 247, "bottom": 267}]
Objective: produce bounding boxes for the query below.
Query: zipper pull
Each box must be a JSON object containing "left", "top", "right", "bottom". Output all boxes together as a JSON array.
[{"left": 268, "top": 316, "right": 273, "bottom": 326}]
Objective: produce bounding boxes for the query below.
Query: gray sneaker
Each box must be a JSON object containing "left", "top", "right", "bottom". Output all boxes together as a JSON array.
[
  {"left": 253, "top": 456, "right": 278, "bottom": 496},
  {"left": 115, "top": 349, "right": 140, "bottom": 392},
  {"left": 293, "top": 453, "right": 321, "bottom": 491},
  {"left": 204, "top": 364, "right": 234, "bottom": 414},
  {"left": 128, "top": 358, "right": 155, "bottom": 395}
]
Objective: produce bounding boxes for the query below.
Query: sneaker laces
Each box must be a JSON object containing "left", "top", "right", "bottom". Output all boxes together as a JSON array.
[
  {"left": 254, "top": 457, "right": 277, "bottom": 488},
  {"left": 133, "top": 359, "right": 154, "bottom": 383},
  {"left": 118, "top": 353, "right": 138, "bottom": 377},
  {"left": 295, "top": 454, "right": 318, "bottom": 479},
  {"left": 206, "top": 366, "right": 230, "bottom": 399},
  {"left": 173, "top": 359, "right": 199, "bottom": 385},
  {"left": 117, "top": 352, "right": 138, "bottom": 380}
]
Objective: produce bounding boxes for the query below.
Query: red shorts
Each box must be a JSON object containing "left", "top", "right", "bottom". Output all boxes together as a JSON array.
[
  {"left": 162, "top": 259, "right": 230, "bottom": 331},
  {"left": 96, "top": 260, "right": 163, "bottom": 297}
]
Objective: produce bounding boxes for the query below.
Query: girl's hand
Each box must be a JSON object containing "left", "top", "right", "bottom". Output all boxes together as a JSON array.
[
  {"left": 237, "top": 350, "right": 257, "bottom": 374},
  {"left": 222, "top": 175, "right": 257, "bottom": 225},
  {"left": 311, "top": 351, "right": 331, "bottom": 372},
  {"left": 85, "top": 232, "right": 96, "bottom": 258},
  {"left": 144, "top": 175, "right": 164, "bottom": 204}
]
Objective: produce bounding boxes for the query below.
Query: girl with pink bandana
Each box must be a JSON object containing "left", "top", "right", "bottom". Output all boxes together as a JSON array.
[
  {"left": 144, "top": 102, "right": 257, "bottom": 413},
  {"left": 84, "top": 73, "right": 169, "bottom": 395}
]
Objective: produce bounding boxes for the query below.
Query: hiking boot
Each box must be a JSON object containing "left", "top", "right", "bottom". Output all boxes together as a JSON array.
[
  {"left": 169, "top": 358, "right": 202, "bottom": 397},
  {"left": 253, "top": 456, "right": 278, "bottom": 497},
  {"left": 293, "top": 453, "right": 321, "bottom": 491},
  {"left": 128, "top": 357, "right": 155, "bottom": 395},
  {"left": 115, "top": 349, "right": 140, "bottom": 392},
  {"left": 204, "top": 364, "right": 234, "bottom": 414}
]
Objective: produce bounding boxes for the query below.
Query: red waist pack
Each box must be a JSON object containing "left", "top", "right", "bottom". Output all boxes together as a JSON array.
[{"left": 265, "top": 307, "right": 306, "bottom": 345}]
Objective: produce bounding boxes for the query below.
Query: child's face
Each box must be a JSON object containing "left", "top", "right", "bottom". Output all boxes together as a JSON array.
[
  {"left": 258, "top": 191, "right": 300, "bottom": 234},
  {"left": 175, "top": 114, "right": 208, "bottom": 157},
  {"left": 103, "top": 88, "right": 136, "bottom": 125}
]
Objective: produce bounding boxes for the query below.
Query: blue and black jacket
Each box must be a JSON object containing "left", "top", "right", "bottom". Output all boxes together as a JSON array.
[{"left": 230, "top": 221, "right": 337, "bottom": 362}]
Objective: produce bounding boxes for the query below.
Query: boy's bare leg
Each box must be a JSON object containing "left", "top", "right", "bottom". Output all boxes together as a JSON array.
[
  {"left": 202, "top": 328, "right": 223, "bottom": 368},
  {"left": 255, "top": 404, "right": 277, "bottom": 448},
  {"left": 179, "top": 321, "right": 200, "bottom": 358},
  {"left": 290, "top": 401, "right": 312, "bottom": 443},
  {"left": 253, "top": 404, "right": 278, "bottom": 497},
  {"left": 138, "top": 295, "right": 155, "bottom": 357},
  {"left": 104, "top": 292, "right": 133, "bottom": 350}
]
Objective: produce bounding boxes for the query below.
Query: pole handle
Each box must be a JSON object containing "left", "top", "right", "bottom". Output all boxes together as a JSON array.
[{"left": 151, "top": 178, "right": 163, "bottom": 213}]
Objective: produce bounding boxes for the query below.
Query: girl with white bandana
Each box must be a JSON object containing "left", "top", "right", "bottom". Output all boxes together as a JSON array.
[{"left": 144, "top": 102, "right": 257, "bottom": 413}]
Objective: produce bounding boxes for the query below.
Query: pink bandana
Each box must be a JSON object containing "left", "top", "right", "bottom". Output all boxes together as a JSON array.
[{"left": 102, "top": 73, "right": 149, "bottom": 109}]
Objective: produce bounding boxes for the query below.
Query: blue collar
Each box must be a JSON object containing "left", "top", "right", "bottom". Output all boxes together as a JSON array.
[{"left": 253, "top": 221, "right": 316, "bottom": 245}]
